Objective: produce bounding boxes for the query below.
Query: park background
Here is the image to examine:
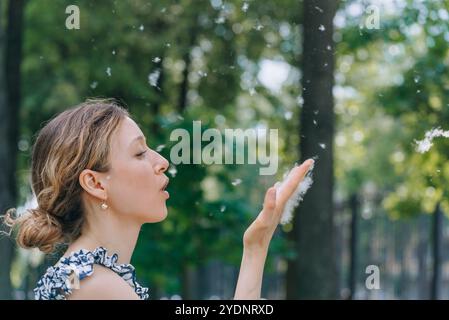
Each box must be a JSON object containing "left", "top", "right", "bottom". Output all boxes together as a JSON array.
[{"left": 1, "top": 0, "right": 449, "bottom": 300}]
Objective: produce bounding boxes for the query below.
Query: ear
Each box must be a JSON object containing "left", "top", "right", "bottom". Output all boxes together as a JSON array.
[{"left": 79, "top": 169, "right": 108, "bottom": 201}]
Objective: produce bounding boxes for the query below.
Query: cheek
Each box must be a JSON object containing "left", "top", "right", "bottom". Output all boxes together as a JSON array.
[{"left": 108, "top": 160, "right": 166, "bottom": 221}]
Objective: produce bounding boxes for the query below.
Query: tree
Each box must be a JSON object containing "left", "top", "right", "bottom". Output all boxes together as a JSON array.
[
  {"left": 348, "top": 192, "right": 360, "bottom": 299},
  {"left": 0, "top": 0, "right": 25, "bottom": 300},
  {"left": 431, "top": 203, "right": 443, "bottom": 300},
  {"left": 287, "top": 0, "right": 339, "bottom": 299}
]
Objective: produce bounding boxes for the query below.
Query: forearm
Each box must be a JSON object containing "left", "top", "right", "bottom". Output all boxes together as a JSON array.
[{"left": 233, "top": 246, "right": 268, "bottom": 300}]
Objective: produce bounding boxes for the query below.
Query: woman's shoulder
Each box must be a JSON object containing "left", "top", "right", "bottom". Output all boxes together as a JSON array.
[
  {"left": 66, "top": 264, "right": 140, "bottom": 300},
  {"left": 33, "top": 246, "right": 149, "bottom": 300}
]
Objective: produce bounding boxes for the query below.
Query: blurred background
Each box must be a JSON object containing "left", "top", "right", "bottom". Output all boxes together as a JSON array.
[{"left": 1, "top": 0, "right": 449, "bottom": 300}]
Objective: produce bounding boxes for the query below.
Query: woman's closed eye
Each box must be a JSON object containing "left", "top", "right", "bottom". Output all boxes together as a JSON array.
[{"left": 136, "top": 149, "right": 148, "bottom": 158}]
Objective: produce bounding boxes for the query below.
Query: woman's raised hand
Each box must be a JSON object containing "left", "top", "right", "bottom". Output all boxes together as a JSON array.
[{"left": 242, "top": 159, "right": 315, "bottom": 251}]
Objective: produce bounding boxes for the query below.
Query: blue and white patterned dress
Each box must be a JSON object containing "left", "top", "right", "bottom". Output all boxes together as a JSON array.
[{"left": 34, "top": 246, "right": 149, "bottom": 300}]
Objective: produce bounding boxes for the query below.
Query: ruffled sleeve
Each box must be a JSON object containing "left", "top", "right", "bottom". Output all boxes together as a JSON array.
[{"left": 90, "top": 247, "right": 149, "bottom": 300}]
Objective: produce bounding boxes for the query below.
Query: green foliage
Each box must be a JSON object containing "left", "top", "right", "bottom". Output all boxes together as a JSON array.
[{"left": 336, "top": 0, "right": 449, "bottom": 220}]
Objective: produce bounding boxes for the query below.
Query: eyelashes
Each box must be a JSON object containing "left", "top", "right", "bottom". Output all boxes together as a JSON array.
[
  {"left": 136, "top": 144, "right": 154, "bottom": 158},
  {"left": 136, "top": 150, "right": 148, "bottom": 157}
]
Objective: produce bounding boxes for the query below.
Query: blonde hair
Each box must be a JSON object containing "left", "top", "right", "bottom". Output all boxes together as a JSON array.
[{"left": 1, "top": 98, "right": 129, "bottom": 253}]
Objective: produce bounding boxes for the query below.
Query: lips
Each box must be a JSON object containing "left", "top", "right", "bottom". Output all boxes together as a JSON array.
[
  {"left": 161, "top": 178, "right": 169, "bottom": 191},
  {"left": 161, "top": 177, "right": 170, "bottom": 201}
]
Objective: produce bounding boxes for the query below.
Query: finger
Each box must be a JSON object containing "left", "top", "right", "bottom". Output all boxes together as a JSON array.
[
  {"left": 257, "top": 187, "right": 277, "bottom": 224},
  {"left": 277, "top": 159, "right": 314, "bottom": 204},
  {"left": 263, "top": 187, "right": 277, "bottom": 211}
]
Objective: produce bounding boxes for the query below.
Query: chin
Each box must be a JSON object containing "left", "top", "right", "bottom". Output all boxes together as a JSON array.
[{"left": 145, "top": 207, "right": 168, "bottom": 223}]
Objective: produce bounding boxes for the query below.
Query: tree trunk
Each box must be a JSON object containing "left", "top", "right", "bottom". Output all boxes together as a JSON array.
[
  {"left": 147, "top": 17, "right": 168, "bottom": 137},
  {"left": 0, "top": 0, "right": 24, "bottom": 300},
  {"left": 431, "top": 203, "right": 442, "bottom": 300},
  {"left": 417, "top": 214, "right": 428, "bottom": 299},
  {"left": 177, "top": 24, "right": 197, "bottom": 114},
  {"left": 150, "top": 55, "right": 164, "bottom": 136},
  {"left": 6, "top": 0, "right": 23, "bottom": 155},
  {"left": 348, "top": 193, "right": 359, "bottom": 299},
  {"left": 286, "top": 0, "right": 338, "bottom": 299},
  {"left": 181, "top": 264, "right": 198, "bottom": 299},
  {"left": 396, "top": 221, "right": 407, "bottom": 298}
]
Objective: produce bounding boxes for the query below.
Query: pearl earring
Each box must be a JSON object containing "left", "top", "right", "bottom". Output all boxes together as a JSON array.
[{"left": 101, "top": 202, "right": 108, "bottom": 210}]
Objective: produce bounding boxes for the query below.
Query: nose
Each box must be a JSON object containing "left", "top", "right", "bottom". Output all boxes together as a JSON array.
[{"left": 154, "top": 152, "right": 169, "bottom": 174}]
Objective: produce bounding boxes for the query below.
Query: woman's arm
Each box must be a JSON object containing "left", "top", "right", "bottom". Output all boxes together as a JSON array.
[
  {"left": 233, "top": 159, "right": 314, "bottom": 299},
  {"left": 234, "top": 246, "right": 269, "bottom": 299}
]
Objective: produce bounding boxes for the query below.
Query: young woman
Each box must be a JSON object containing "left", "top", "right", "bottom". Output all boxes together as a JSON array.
[{"left": 3, "top": 98, "right": 314, "bottom": 300}]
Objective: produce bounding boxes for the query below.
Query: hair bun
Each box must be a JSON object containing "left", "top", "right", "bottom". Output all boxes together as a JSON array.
[{"left": 3, "top": 207, "right": 64, "bottom": 254}]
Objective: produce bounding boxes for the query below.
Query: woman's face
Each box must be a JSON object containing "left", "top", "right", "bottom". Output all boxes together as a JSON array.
[{"left": 105, "top": 116, "right": 170, "bottom": 224}]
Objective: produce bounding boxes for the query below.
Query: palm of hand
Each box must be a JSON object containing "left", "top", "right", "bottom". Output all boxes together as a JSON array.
[{"left": 243, "top": 159, "right": 314, "bottom": 250}]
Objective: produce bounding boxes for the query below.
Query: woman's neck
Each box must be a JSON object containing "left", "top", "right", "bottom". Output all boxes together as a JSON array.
[{"left": 66, "top": 206, "right": 142, "bottom": 265}]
